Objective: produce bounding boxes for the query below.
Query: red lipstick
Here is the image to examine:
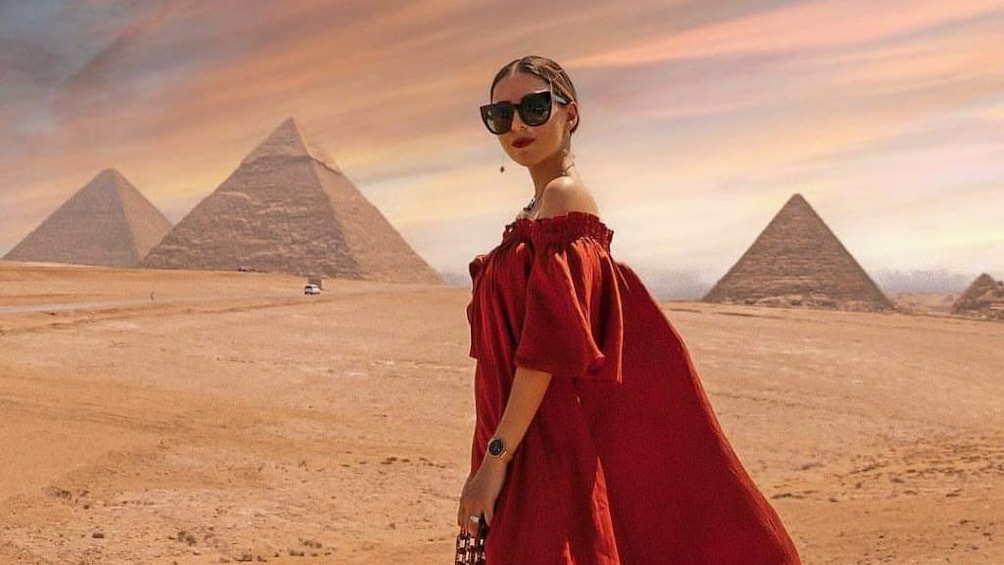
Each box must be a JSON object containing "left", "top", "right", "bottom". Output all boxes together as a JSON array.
[{"left": 512, "top": 137, "right": 534, "bottom": 149}]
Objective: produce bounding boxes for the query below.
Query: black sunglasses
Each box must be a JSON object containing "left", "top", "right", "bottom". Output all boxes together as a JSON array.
[{"left": 480, "top": 90, "right": 571, "bottom": 135}]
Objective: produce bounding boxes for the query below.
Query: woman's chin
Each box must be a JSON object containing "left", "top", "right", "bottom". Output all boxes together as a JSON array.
[
  {"left": 504, "top": 154, "right": 533, "bottom": 169},
  {"left": 506, "top": 151, "right": 553, "bottom": 170}
]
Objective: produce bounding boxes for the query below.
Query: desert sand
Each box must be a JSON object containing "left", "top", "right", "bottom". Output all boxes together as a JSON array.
[{"left": 1, "top": 261, "right": 1001, "bottom": 564}]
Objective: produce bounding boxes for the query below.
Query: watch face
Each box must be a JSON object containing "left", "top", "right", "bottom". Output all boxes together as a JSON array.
[{"left": 488, "top": 438, "right": 505, "bottom": 457}]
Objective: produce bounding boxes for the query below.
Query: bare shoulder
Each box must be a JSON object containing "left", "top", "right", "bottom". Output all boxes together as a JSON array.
[{"left": 537, "top": 176, "right": 599, "bottom": 219}]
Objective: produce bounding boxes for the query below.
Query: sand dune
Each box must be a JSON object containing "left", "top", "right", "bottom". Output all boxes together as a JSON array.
[{"left": 1, "top": 262, "right": 1001, "bottom": 564}]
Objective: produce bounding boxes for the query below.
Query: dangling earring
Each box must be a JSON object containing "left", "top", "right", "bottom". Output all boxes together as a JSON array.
[
  {"left": 560, "top": 142, "right": 576, "bottom": 176},
  {"left": 499, "top": 151, "right": 506, "bottom": 174}
]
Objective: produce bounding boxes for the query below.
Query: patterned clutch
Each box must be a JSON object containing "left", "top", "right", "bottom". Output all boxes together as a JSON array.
[{"left": 454, "top": 521, "right": 487, "bottom": 565}]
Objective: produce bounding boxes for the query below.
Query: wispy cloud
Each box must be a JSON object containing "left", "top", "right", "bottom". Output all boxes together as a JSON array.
[
  {"left": 2, "top": 0, "right": 1002, "bottom": 279},
  {"left": 568, "top": 0, "right": 1004, "bottom": 68}
]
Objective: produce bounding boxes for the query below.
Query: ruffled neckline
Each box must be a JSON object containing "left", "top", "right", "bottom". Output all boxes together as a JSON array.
[{"left": 502, "top": 211, "right": 614, "bottom": 248}]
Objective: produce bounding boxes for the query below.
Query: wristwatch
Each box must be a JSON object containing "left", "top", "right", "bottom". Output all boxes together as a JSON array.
[{"left": 487, "top": 437, "right": 509, "bottom": 460}]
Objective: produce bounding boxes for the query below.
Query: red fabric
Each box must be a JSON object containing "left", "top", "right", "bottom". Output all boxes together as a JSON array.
[{"left": 467, "top": 212, "right": 800, "bottom": 564}]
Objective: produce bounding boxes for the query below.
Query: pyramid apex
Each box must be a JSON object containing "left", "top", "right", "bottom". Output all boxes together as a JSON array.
[
  {"left": 274, "top": 117, "right": 304, "bottom": 136},
  {"left": 242, "top": 118, "right": 336, "bottom": 168},
  {"left": 95, "top": 168, "right": 126, "bottom": 182},
  {"left": 85, "top": 168, "right": 135, "bottom": 194},
  {"left": 784, "top": 193, "right": 811, "bottom": 206},
  {"left": 773, "top": 193, "right": 822, "bottom": 222},
  {"left": 775, "top": 193, "right": 824, "bottom": 223},
  {"left": 969, "top": 273, "right": 999, "bottom": 291}
]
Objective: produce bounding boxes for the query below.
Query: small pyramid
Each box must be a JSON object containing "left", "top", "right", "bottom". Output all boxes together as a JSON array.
[
  {"left": 143, "top": 118, "right": 441, "bottom": 284},
  {"left": 703, "top": 193, "right": 894, "bottom": 311},
  {"left": 952, "top": 273, "right": 1004, "bottom": 320},
  {"left": 3, "top": 169, "right": 172, "bottom": 267}
]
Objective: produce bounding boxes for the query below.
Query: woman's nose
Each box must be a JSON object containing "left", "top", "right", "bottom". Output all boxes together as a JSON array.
[{"left": 510, "top": 111, "right": 528, "bottom": 132}]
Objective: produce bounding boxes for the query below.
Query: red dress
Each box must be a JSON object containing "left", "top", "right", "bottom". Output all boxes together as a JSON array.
[{"left": 467, "top": 212, "right": 800, "bottom": 564}]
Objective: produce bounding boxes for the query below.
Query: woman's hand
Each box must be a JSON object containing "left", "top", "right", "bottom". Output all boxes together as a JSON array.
[
  {"left": 456, "top": 367, "right": 549, "bottom": 532},
  {"left": 456, "top": 458, "right": 509, "bottom": 532}
]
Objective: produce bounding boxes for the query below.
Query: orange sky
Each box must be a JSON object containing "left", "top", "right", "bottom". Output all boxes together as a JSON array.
[{"left": 2, "top": 0, "right": 1002, "bottom": 289}]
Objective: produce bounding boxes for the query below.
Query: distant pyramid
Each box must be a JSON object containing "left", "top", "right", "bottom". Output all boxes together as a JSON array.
[
  {"left": 3, "top": 169, "right": 171, "bottom": 267},
  {"left": 703, "top": 193, "right": 894, "bottom": 311},
  {"left": 143, "top": 118, "right": 441, "bottom": 283},
  {"left": 952, "top": 273, "right": 1004, "bottom": 320}
]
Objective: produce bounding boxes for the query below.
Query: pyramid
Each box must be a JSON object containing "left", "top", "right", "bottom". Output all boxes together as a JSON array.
[
  {"left": 143, "top": 118, "right": 441, "bottom": 284},
  {"left": 703, "top": 193, "right": 894, "bottom": 311},
  {"left": 3, "top": 169, "right": 172, "bottom": 267},
  {"left": 952, "top": 273, "right": 1004, "bottom": 320}
]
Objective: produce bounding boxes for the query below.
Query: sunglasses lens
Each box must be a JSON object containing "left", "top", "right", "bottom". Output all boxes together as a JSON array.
[
  {"left": 482, "top": 103, "right": 513, "bottom": 134},
  {"left": 520, "top": 92, "right": 552, "bottom": 126}
]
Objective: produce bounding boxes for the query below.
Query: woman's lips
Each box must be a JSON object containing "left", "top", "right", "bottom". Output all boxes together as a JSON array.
[{"left": 511, "top": 137, "right": 534, "bottom": 149}]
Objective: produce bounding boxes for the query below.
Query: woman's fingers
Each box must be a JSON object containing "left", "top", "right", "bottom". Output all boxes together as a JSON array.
[
  {"left": 458, "top": 497, "right": 489, "bottom": 532},
  {"left": 458, "top": 460, "right": 507, "bottom": 531},
  {"left": 457, "top": 475, "right": 473, "bottom": 530},
  {"left": 459, "top": 506, "right": 489, "bottom": 530},
  {"left": 467, "top": 512, "right": 483, "bottom": 532},
  {"left": 457, "top": 498, "right": 481, "bottom": 531}
]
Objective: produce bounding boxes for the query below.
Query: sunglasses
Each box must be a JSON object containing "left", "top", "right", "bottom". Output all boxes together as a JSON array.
[{"left": 480, "top": 90, "right": 571, "bottom": 135}]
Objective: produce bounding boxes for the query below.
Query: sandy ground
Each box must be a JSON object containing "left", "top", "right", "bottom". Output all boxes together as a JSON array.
[{"left": 1, "top": 261, "right": 1001, "bottom": 564}]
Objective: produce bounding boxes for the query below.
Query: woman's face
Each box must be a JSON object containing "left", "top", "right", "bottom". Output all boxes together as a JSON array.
[{"left": 491, "top": 71, "right": 576, "bottom": 169}]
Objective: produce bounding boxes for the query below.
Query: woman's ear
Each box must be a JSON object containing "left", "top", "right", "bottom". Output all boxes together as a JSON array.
[{"left": 567, "top": 102, "right": 579, "bottom": 133}]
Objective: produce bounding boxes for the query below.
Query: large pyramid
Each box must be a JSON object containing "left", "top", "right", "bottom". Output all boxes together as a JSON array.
[
  {"left": 3, "top": 169, "right": 171, "bottom": 267},
  {"left": 952, "top": 273, "right": 1004, "bottom": 320},
  {"left": 143, "top": 118, "right": 441, "bottom": 284},
  {"left": 703, "top": 193, "right": 894, "bottom": 311}
]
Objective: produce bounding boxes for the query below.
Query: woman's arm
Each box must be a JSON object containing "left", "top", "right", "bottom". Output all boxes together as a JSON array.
[
  {"left": 457, "top": 178, "right": 596, "bottom": 530},
  {"left": 492, "top": 365, "right": 552, "bottom": 460},
  {"left": 457, "top": 365, "right": 552, "bottom": 530}
]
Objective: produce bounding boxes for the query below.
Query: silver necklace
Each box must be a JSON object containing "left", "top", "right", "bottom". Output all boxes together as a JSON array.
[
  {"left": 522, "top": 194, "right": 540, "bottom": 213},
  {"left": 522, "top": 164, "right": 575, "bottom": 214}
]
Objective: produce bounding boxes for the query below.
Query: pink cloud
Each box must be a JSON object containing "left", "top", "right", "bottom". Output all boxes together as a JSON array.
[{"left": 569, "top": 0, "right": 1004, "bottom": 67}]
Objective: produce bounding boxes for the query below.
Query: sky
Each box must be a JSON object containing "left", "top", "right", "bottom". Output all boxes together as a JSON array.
[{"left": 2, "top": 0, "right": 1002, "bottom": 293}]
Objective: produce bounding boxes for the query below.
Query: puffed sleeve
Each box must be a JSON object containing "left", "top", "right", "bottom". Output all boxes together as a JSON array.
[
  {"left": 467, "top": 254, "right": 487, "bottom": 359},
  {"left": 514, "top": 214, "right": 624, "bottom": 381}
]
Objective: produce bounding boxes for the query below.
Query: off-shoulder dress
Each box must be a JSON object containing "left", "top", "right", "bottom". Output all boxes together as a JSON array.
[{"left": 466, "top": 212, "right": 800, "bottom": 564}]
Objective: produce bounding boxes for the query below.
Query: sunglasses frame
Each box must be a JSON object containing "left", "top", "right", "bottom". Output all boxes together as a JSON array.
[{"left": 480, "top": 89, "right": 571, "bottom": 135}]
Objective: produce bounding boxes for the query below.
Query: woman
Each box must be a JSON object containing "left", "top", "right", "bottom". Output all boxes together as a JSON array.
[{"left": 457, "top": 55, "right": 800, "bottom": 564}]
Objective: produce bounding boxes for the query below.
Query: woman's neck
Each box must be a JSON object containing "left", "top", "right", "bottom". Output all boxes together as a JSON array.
[{"left": 528, "top": 152, "right": 576, "bottom": 199}]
